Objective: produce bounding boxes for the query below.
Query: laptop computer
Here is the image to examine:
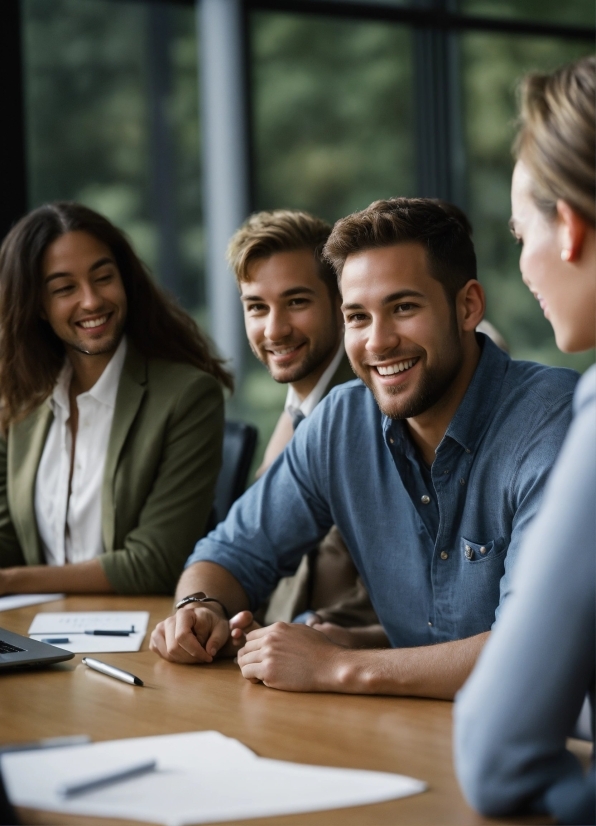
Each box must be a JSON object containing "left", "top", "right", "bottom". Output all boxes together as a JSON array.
[{"left": 0, "top": 627, "right": 73, "bottom": 670}]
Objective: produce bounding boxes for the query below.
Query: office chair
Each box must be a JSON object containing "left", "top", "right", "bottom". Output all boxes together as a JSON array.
[{"left": 210, "top": 420, "right": 258, "bottom": 529}]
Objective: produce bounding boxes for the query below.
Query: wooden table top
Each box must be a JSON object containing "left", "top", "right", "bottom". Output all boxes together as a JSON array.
[{"left": 0, "top": 595, "right": 564, "bottom": 826}]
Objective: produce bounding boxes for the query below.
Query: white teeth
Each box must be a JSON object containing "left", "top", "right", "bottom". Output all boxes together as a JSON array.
[
  {"left": 377, "top": 358, "right": 416, "bottom": 376},
  {"left": 272, "top": 346, "right": 299, "bottom": 356},
  {"left": 80, "top": 316, "right": 108, "bottom": 329}
]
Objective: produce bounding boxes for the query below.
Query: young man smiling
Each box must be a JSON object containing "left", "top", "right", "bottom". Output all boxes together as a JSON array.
[
  {"left": 151, "top": 198, "right": 577, "bottom": 698},
  {"left": 228, "top": 210, "right": 379, "bottom": 631}
]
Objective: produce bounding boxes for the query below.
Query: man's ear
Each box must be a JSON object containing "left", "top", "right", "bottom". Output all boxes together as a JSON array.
[
  {"left": 457, "top": 280, "right": 486, "bottom": 333},
  {"left": 556, "top": 200, "right": 587, "bottom": 263}
]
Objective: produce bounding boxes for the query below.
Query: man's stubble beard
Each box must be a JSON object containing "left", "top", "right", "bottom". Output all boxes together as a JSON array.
[
  {"left": 357, "top": 313, "right": 464, "bottom": 421},
  {"left": 255, "top": 321, "right": 340, "bottom": 386}
]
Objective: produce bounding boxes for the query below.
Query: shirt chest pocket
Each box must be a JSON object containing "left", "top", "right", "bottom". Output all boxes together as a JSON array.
[{"left": 461, "top": 536, "right": 507, "bottom": 563}]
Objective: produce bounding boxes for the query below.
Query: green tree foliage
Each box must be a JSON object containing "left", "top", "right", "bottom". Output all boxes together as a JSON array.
[
  {"left": 22, "top": 1, "right": 594, "bottom": 463},
  {"left": 251, "top": 11, "right": 414, "bottom": 220},
  {"left": 23, "top": 0, "right": 203, "bottom": 309},
  {"left": 462, "top": 32, "right": 593, "bottom": 370}
]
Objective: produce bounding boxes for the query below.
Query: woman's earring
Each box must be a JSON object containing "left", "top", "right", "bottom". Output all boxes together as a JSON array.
[{"left": 561, "top": 249, "right": 572, "bottom": 261}]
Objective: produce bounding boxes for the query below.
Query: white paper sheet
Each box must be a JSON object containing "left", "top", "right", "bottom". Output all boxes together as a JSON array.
[
  {"left": 0, "top": 594, "right": 64, "bottom": 613},
  {"left": 1, "top": 730, "right": 426, "bottom": 826},
  {"left": 28, "top": 611, "right": 149, "bottom": 653}
]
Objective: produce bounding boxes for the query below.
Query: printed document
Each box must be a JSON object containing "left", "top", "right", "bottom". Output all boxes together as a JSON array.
[{"left": 28, "top": 611, "right": 149, "bottom": 653}]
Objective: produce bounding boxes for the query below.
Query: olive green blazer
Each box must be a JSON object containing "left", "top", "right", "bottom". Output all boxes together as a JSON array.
[{"left": 0, "top": 346, "right": 224, "bottom": 594}]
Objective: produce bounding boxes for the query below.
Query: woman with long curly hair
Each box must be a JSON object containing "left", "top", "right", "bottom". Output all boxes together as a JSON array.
[{"left": 0, "top": 201, "right": 233, "bottom": 595}]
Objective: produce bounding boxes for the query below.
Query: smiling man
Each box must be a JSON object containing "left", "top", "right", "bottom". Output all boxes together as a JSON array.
[
  {"left": 151, "top": 198, "right": 577, "bottom": 698},
  {"left": 227, "top": 210, "right": 379, "bottom": 631}
]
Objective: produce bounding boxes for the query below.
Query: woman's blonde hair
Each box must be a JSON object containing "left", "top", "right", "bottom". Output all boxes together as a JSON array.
[{"left": 514, "top": 54, "right": 595, "bottom": 225}]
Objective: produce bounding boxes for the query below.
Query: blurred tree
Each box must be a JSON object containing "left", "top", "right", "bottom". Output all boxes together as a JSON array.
[
  {"left": 22, "top": 0, "right": 594, "bottom": 468},
  {"left": 251, "top": 12, "right": 414, "bottom": 221},
  {"left": 23, "top": 0, "right": 204, "bottom": 310},
  {"left": 462, "top": 32, "right": 593, "bottom": 371}
]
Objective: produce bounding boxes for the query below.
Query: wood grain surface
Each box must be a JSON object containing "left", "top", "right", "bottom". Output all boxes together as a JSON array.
[{"left": 0, "top": 595, "right": 559, "bottom": 825}]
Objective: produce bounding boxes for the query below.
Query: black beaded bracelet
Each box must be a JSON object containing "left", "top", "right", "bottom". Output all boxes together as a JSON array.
[{"left": 175, "top": 592, "right": 231, "bottom": 620}]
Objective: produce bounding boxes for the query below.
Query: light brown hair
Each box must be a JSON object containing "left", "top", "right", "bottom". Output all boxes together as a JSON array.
[
  {"left": 227, "top": 209, "right": 338, "bottom": 299},
  {"left": 0, "top": 202, "right": 234, "bottom": 431},
  {"left": 514, "top": 54, "right": 595, "bottom": 225},
  {"left": 323, "top": 197, "right": 477, "bottom": 302}
]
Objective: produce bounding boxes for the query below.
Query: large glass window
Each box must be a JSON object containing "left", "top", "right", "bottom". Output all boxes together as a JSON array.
[
  {"left": 21, "top": 0, "right": 594, "bottom": 466},
  {"left": 236, "top": 10, "right": 414, "bottom": 454},
  {"left": 461, "top": 32, "right": 593, "bottom": 372},
  {"left": 23, "top": 0, "right": 203, "bottom": 312}
]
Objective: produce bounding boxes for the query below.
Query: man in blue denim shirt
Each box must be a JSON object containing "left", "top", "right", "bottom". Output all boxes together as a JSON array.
[{"left": 151, "top": 198, "right": 577, "bottom": 699}]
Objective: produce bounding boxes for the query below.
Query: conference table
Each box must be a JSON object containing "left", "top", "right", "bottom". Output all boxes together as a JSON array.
[{"left": 0, "top": 595, "right": 588, "bottom": 826}]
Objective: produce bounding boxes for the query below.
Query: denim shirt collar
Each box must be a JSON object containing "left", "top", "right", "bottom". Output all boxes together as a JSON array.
[{"left": 383, "top": 333, "right": 510, "bottom": 455}]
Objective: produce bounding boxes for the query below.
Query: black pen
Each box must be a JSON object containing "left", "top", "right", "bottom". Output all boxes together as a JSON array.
[{"left": 84, "top": 630, "right": 133, "bottom": 636}]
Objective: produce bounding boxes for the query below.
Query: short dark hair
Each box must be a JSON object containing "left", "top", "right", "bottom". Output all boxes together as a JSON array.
[
  {"left": 0, "top": 201, "right": 234, "bottom": 430},
  {"left": 227, "top": 209, "right": 338, "bottom": 300},
  {"left": 323, "top": 197, "right": 477, "bottom": 301}
]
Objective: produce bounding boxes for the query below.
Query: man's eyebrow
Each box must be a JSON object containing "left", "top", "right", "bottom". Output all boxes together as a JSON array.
[
  {"left": 44, "top": 257, "right": 115, "bottom": 284},
  {"left": 241, "top": 286, "right": 316, "bottom": 302},
  {"left": 381, "top": 290, "right": 425, "bottom": 306},
  {"left": 280, "top": 286, "right": 315, "bottom": 298},
  {"left": 341, "top": 289, "right": 425, "bottom": 312}
]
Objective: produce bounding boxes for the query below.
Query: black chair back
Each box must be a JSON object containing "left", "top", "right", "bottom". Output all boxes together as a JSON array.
[{"left": 211, "top": 420, "right": 258, "bottom": 528}]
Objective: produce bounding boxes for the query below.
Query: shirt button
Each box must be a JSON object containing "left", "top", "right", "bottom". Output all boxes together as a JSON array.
[
  {"left": 459, "top": 477, "right": 466, "bottom": 485},
  {"left": 421, "top": 494, "right": 430, "bottom": 505},
  {"left": 428, "top": 621, "right": 433, "bottom": 626},
  {"left": 440, "top": 551, "right": 449, "bottom": 560},
  {"left": 465, "top": 448, "right": 471, "bottom": 454},
  {"left": 479, "top": 546, "right": 487, "bottom": 555},
  {"left": 465, "top": 546, "right": 473, "bottom": 560},
  {"left": 389, "top": 438, "right": 394, "bottom": 444}
]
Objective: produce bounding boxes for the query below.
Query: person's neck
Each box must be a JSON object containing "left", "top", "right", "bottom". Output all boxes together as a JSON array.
[
  {"left": 406, "top": 335, "right": 481, "bottom": 466},
  {"left": 66, "top": 346, "right": 116, "bottom": 397},
  {"left": 290, "top": 338, "right": 342, "bottom": 403}
]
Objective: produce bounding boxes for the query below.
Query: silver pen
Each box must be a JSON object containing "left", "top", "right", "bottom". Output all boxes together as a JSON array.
[{"left": 82, "top": 657, "right": 143, "bottom": 686}]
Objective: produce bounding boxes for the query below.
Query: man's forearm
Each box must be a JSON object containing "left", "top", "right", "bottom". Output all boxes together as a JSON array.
[
  {"left": 174, "top": 560, "right": 250, "bottom": 615},
  {"left": 334, "top": 631, "right": 490, "bottom": 700}
]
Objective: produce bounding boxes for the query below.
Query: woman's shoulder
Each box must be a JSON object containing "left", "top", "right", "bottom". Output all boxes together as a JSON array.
[
  {"left": 144, "top": 357, "right": 224, "bottom": 403},
  {"left": 573, "top": 364, "right": 596, "bottom": 416}
]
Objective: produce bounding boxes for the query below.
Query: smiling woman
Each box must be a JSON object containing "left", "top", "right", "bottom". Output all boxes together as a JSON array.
[{"left": 0, "top": 202, "right": 233, "bottom": 596}]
